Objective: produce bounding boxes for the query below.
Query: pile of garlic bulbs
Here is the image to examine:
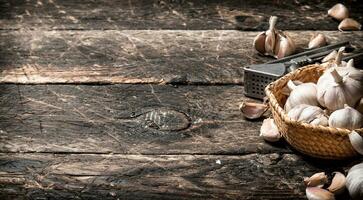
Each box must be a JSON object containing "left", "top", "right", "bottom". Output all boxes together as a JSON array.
[{"left": 284, "top": 48, "right": 363, "bottom": 131}]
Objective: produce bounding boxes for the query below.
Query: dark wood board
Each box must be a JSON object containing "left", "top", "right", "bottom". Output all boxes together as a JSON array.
[
  {"left": 0, "top": 84, "right": 290, "bottom": 154},
  {"left": 0, "top": 0, "right": 362, "bottom": 30},
  {"left": 0, "top": 153, "right": 359, "bottom": 200},
  {"left": 1, "top": 30, "right": 362, "bottom": 84}
]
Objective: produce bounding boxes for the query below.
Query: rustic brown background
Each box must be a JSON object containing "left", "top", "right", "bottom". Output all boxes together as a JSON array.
[{"left": 0, "top": 0, "right": 362, "bottom": 199}]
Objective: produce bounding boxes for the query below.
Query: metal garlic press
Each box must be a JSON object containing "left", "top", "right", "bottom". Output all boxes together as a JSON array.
[{"left": 244, "top": 41, "right": 363, "bottom": 99}]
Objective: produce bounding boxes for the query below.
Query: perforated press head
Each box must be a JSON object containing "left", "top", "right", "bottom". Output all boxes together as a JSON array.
[{"left": 244, "top": 63, "right": 285, "bottom": 99}]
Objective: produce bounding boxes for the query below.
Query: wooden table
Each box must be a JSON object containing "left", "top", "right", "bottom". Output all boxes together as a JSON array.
[{"left": 0, "top": 0, "right": 362, "bottom": 199}]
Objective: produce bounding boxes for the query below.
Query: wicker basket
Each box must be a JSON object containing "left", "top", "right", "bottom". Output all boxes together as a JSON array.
[{"left": 265, "top": 64, "right": 363, "bottom": 160}]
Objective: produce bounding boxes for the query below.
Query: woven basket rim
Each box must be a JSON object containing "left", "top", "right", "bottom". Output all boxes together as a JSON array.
[{"left": 265, "top": 64, "right": 363, "bottom": 137}]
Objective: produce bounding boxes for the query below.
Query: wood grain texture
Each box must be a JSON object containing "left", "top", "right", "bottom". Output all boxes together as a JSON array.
[
  {"left": 1, "top": 30, "right": 362, "bottom": 84},
  {"left": 0, "top": 84, "right": 290, "bottom": 154},
  {"left": 1, "top": 153, "right": 358, "bottom": 200},
  {"left": 0, "top": 0, "right": 362, "bottom": 30}
]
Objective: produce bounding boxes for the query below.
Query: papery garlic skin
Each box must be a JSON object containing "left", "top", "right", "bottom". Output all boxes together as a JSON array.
[
  {"left": 329, "top": 106, "right": 363, "bottom": 129},
  {"left": 284, "top": 81, "right": 319, "bottom": 112},
  {"left": 317, "top": 67, "right": 363, "bottom": 111},
  {"left": 346, "top": 163, "right": 363, "bottom": 200},
  {"left": 288, "top": 104, "right": 328, "bottom": 126}
]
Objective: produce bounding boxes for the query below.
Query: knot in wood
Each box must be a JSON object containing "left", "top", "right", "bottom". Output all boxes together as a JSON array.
[{"left": 141, "top": 109, "right": 190, "bottom": 131}]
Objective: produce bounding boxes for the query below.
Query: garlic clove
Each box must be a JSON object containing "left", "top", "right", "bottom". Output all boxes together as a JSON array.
[
  {"left": 327, "top": 172, "right": 346, "bottom": 195},
  {"left": 306, "top": 187, "right": 335, "bottom": 200},
  {"left": 328, "top": 3, "right": 349, "bottom": 21},
  {"left": 349, "top": 131, "right": 363, "bottom": 155},
  {"left": 322, "top": 50, "right": 337, "bottom": 63},
  {"left": 308, "top": 34, "right": 327, "bottom": 49},
  {"left": 338, "top": 18, "right": 362, "bottom": 31},
  {"left": 304, "top": 172, "right": 328, "bottom": 187},
  {"left": 260, "top": 118, "right": 281, "bottom": 142},
  {"left": 274, "top": 31, "right": 296, "bottom": 59},
  {"left": 253, "top": 31, "right": 266, "bottom": 54},
  {"left": 265, "top": 16, "right": 278, "bottom": 55},
  {"left": 239, "top": 101, "right": 268, "bottom": 120}
]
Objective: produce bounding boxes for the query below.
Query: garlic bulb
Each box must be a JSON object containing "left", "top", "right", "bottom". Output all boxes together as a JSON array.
[
  {"left": 317, "top": 63, "right": 363, "bottom": 111},
  {"left": 253, "top": 16, "right": 278, "bottom": 56},
  {"left": 288, "top": 104, "right": 328, "bottom": 126},
  {"left": 328, "top": 3, "right": 349, "bottom": 21},
  {"left": 308, "top": 34, "right": 327, "bottom": 49},
  {"left": 284, "top": 81, "right": 318, "bottom": 112},
  {"left": 346, "top": 163, "right": 363, "bottom": 200},
  {"left": 338, "top": 18, "right": 362, "bottom": 31},
  {"left": 260, "top": 118, "right": 281, "bottom": 142},
  {"left": 329, "top": 105, "right": 363, "bottom": 129},
  {"left": 274, "top": 31, "right": 296, "bottom": 59},
  {"left": 253, "top": 16, "right": 295, "bottom": 58}
]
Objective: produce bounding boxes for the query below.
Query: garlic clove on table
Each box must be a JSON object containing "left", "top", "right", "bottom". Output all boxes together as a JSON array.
[
  {"left": 239, "top": 101, "right": 268, "bottom": 120},
  {"left": 306, "top": 187, "right": 335, "bottom": 200},
  {"left": 260, "top": 118, "right": 281, "bottom": 142},
  {"left": 338, "top": 18, "right": 362, "bottom": 31},
  {"left": 327, "top": 172, "right": 346, "bottom": 195},
  {"left": 304, "top": 172, "right": 328, "bottom": 187},
  {"left": 308, "top": 34, "right": 327, "bottom": 49},
  {"left": 328, "top": 3, "right": 349, "bottom": 21}
]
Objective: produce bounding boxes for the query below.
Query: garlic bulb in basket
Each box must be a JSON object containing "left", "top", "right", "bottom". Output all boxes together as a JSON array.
[
  {"left": 284, "top": 81, "right": 318, "bottom": 112},
  {"left": 346, "top": 163, "right": 363, "bottom": 200},
  {"left": 316, "top": 62, "right": 363, "bottom": 111},
  {"left": 329, "top": 105, "right": 363, "bottom": 129},
  {"left": 288, "top": 104, "right": 328, "bottom": 126}
]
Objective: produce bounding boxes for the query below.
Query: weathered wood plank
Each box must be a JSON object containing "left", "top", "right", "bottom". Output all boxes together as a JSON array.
[
  {"left": 1, "top": 153, "right": 358, "bottom": 200},
  {"left": 0, "top": 84, "right": 290, "bottom": 154},
  {"left": 1, "top": 30, "right": 362, "bottom": 84},
  {"left": 0, "top": 0, "right": 362, "bottom": 30}
]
